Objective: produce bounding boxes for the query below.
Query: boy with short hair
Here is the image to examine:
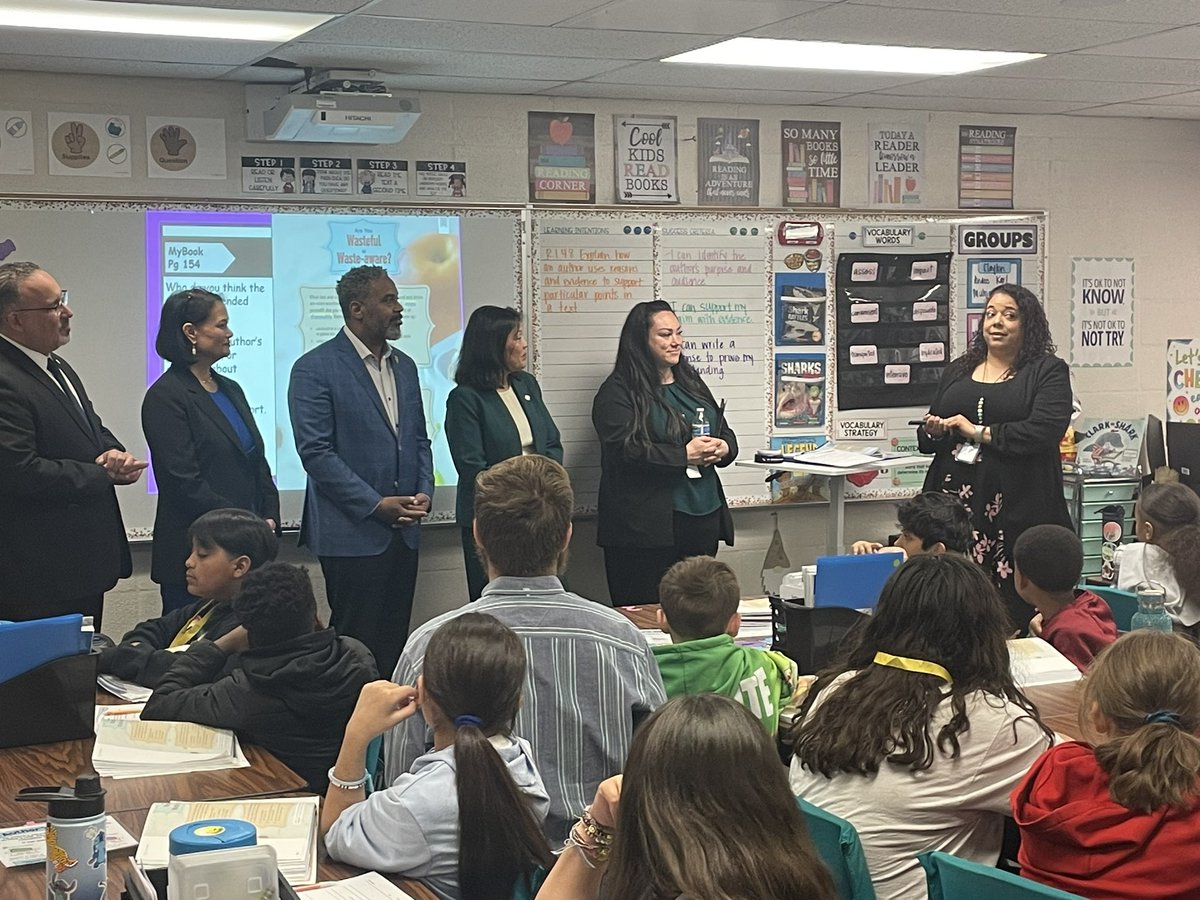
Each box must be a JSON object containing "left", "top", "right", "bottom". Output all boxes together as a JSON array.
[
  {"left": 98, "top": 508, "right": 278, "bottom": 687},
  {"left": 141, "top": 562, "right": 377, "bottom": 793},
  {"left": 851, "top": 491, "right": 973, "bottom": 557},
  {"left": 1013, "top": 524, "right": 1117, "bottom": 672},
  {"left": 652, "top": 556, "right": 796, "bottom": 735}
]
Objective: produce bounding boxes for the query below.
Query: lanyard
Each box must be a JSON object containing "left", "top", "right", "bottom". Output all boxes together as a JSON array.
[{"left": 170, "top": 599, "right": 219, "bottom": 647}]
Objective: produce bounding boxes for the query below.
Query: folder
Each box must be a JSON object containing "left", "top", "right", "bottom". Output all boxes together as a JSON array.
[
  {"left": 0, "top": 613, "right": 88, "bottom": 683},
  {"left": 813, "top": 553, "right": 904, "bottom": 610}
]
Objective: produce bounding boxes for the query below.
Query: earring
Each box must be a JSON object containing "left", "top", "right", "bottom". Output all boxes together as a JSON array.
[{"left": 190, "top": 341, "right": 196, "bottom": 357}]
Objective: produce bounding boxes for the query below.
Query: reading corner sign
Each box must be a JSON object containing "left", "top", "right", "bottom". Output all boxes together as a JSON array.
[{"left": 957, "top": 224, "right": 1037, "bottom": 255}]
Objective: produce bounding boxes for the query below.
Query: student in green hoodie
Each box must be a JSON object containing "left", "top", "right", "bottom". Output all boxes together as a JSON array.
[{"left": 652, "top": 556, "right": 796, "bottom": 734}]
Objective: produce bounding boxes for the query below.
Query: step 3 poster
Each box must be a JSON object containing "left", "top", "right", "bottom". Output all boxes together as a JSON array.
[
  {"left": 529, "top": 112, "right": 595, "bottom": 204},
  {"left": 697, "top": 117, "right": 759, "bottom": 206}
]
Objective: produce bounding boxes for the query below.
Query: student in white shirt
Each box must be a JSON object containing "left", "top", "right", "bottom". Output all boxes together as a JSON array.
[
  {"left": 1117, "top": 482, "right": 1200, "bottom": 634},
  {"left": 788, "top": 554, "right": 1053, "bottom": 900},
  {"left": 322, "top": 613, "right": 553, "bottom": 900}
]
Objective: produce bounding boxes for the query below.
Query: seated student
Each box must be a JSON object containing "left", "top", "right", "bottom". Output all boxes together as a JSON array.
[
  {"left": 99, "top": 508, "right": 277, "bottom": 687},
  {"left": 652, "top": 556, "right": 796, "bottom": 734},
  {"left": 1013, "top": 631, "right": 1200, "bottom": 900},
  {"left": 1117, "top": 482, "right": 1200, "bottom": 634},
  {"left": 788, "top": 554, "right": 1053, "bottom": 900},
  {"left": 538, "top": 693, "right": 836, "bottom": 900},
  {"left": 1014, "top": 524, "right": 1117, "bottom": 672},
  {"left": 385, "top": 455, "right": 665, "bottom": 842},
  {"left": 323, "top": 613, "right": 553, "bottom": 900},
  {"left": 141, "top": 562, "right": 377, "bottom": 793},
  {"left": 850, "top": 490, "right": 973, "bottom": 556}
]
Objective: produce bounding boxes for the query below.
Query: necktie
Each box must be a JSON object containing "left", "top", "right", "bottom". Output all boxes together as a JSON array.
[{"left": 47, "top": 356, "right": 90, "bottom": 426}]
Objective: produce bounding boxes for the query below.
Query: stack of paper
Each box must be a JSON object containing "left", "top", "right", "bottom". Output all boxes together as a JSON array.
[
  {"left": 91, "top": 705, "right": 249, "bottom": 779},
  {"left": 735, "top": 597, "right": 774, "bottom": 649},
  {"left": 298, "top": 872, "right": 422, "bottom": 898},
  {"left": 97, "top": 673, "right": 152, "bottom": 702},
  {"left": 135, "top": 796, "right": 319, "bottom": 885},
  {"left": 1008, "top": 637, "right": 1083, "bottom": 687}
]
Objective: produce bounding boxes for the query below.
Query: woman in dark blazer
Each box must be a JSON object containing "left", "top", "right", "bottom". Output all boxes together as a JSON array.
[
  {"left": 445, "top": 306, "right": 562, "bottom": 599},
  {"left": 142, "top": 289, "right": 279, "bottom": 613},
  {"left": 592, "top": 300, "right": 737, "bottom": 606}
]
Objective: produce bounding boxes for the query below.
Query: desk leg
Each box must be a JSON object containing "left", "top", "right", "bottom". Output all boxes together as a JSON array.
[{"left": 827, "top": 474, "right": 846, "bottom": 556}]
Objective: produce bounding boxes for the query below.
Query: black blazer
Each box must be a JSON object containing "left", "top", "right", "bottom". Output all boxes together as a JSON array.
[
  {"left": 0, "top": 338, "right": 130, "bottom": 616},
  {"left": 592, "top": 372, "right": 737, "bottom": 549},
  {"left": 141, "top": 366, "right": 279, "bottom": 586}
]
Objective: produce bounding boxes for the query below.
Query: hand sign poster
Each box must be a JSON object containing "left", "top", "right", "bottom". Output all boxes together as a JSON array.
[
  {"left": 48, "top": 112, "right": 130, "bottom": 177},
  {"left": 146, "top": 116, "right": 226, "bottom": 180}
]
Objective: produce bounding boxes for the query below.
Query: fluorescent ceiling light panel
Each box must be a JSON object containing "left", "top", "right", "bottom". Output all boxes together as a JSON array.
[
  {"left": 0, "top": 0, "right": 331, "bottom": 42},
  {"left": 663, "top": 38, "right": 1044, "bottom": 76}
]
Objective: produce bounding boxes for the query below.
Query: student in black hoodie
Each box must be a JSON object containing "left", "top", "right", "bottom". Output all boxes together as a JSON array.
[
  {"left": 141, "top": 562, "right": 378, "bottom": 793},
  {"left": 99, "top": 508, "right": 278, "bottom": 687}
]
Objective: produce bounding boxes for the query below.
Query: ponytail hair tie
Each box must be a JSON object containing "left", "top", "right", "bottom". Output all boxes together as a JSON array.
[
  {"left": 1144, "top": 710, "right": 1184, "bottom": 728},
  {"left": 454, "top": 714, "right": 483, "bottom": 729}
]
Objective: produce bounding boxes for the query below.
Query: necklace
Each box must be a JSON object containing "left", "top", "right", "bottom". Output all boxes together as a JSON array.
[{"left": 196, "top": 370, "right": 216, "bottom": 389}]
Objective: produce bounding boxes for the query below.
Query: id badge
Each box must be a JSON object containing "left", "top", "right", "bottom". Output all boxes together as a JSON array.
[{"left": 953, "top": 442, "right": 980, "bottom": 465}]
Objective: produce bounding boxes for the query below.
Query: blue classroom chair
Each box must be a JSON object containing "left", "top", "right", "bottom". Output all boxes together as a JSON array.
[
  {"left": 796, "top": 797, "right": 876, "bottom": 900},
  {"left": 1085, "top": 585, "right": 1138, "bottom": 632},
  {"left": 919, "top": 851, "right": 1086, "bottom": 900}
]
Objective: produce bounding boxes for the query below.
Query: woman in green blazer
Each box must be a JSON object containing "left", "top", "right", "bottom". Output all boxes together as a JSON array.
[{"left": 446, "top": 306, "right": 563, "bottom": 598}]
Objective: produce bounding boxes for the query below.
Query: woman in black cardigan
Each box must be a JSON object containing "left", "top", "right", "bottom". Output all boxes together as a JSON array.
[
  {"left": 446, "top": 306, "right": 562, "bottom": 599},
  {"left": 142, "top": 289, "right": 280, "bottom": 613},
  {"left": 592, "top": 300, "right": 737, "bottom": 606},
  {"left": 918, "top": 283, "right": 1072, "bottom": 630}
]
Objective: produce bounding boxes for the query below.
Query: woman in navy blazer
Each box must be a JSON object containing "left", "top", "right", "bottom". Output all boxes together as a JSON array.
[
  {"left": 445, "top": 306, "right": 562, "bottom": 599},
  {"left": 142, "top": 289, "right": 279, "bottom": 613}
]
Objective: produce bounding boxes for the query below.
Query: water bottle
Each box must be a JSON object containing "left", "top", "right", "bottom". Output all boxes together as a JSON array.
[
  {"left": 16, "top": 773, "right": 107, "bottom": 900},
  {"left": 1131, "top": 584, "right": 1172, "bottom": 633},
  {"left": 693, "top": 408, "right": 710, "bottom": 438}
]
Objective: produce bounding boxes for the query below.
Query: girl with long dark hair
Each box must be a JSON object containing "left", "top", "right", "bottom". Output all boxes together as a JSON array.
[
  {"left": 789, "top": 553, "right": 1053, "bottom": 900},
  {"left": 1117, "top": 481, "right": 1200, "bottom": 634},
  {"left": 591, "top": 300, "right": 738, "bottom": 605},
  {"left": 322, "top": 613, "right": 553, "bottom": 900}
]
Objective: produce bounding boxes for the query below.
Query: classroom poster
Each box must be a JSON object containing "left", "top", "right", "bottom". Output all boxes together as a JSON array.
[
  {"left": 958, "top": 125, "right": 1015, "bottom": 209},
  {"left": 354, "top": 159, "right": 409, "bottom": 197},
  {"left": 145, "top": 116, "right": 226, "bottom": 180},
  {"left": 769, "top": 435, "right": 829, "bottom": 504},
  {"left": 1070, "top": 257, "right": 1133, "bottom": 367},
  {"left": 781, "top": 120, "right": 841, "bottom": 207},
  {"left": 416, "top": 160, "right": 467, "bottom": 198},
  {"left": 1073, "top": 417, "right": 1144, "bottom": 477},
  {"left": 297, "top": 156, "right": 353, "bottom": 194},
  {"left": 775, "top": 272, "right": 827, "bottom": 347},
  {"left": 966, "top": 312, "right": 983, "bottom": 348},
  {"left": 966, "top": 257, "right": 1020, "bottom": 308},
  {"left": 240, "top": 155, "right": 296, "bottom": 194},
  {"left": 0, "top": 111, "right": 34, "bottom": 176},
  {"left": 1166, "top": 339, "right": 1200, "bottom": 423},
  {"left": 774, "top": 354, "right": 826, "bottom": 429},
  {"left": 47, "top": 112, "right": 131, "bottom": 177},
  {"left": 697, "top": 118, "right": 759, "bottom": 206},
  {"left": 867, "top": 123, "right": 924, "bottom": 207},
  {"left": 613, "top": 115, "right": 677, "bottom": 203},
  {"left": 528, "top": 112, "right": 595, "bottom": 203}
]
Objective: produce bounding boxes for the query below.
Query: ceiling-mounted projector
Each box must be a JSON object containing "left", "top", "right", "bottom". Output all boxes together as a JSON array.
[{"left": 245, "top": 82, "right": 421, "bottom": 144}]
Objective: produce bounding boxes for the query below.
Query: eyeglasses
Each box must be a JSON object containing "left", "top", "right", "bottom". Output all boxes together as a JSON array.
[{"left": 11, "top": 290, "right": 68, "bottom": 314}]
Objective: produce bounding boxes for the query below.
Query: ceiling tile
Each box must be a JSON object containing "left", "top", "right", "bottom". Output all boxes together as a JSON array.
[
  {"left": 582, "top": 60, "right": 933, "bottom": 93},
  {"left": 1134, "top": 89, "right": 1200, "bottom": 105},
  {"left": 279, "top": 43, "right": 630, "bottom": 81},
  {"left": 541, "top": 81, "right": 845, "bottom": 104},
  {"left": 819, "top": 94, "right": 1087, "bottom": 114},
  {"left": 303, "top": 73, "right": 568, "bottom": 94},
  {"left": 296, "top": 16, "right": 719, "bottom": 59},
  {"left": 0, "top": 29, "right": 276, "bottom": 65},
  {"left": 844, "top": 0, "right": 1200, "bottom": 26},
  {"left": 1068, "top": 102, "right": 1200, "bottom": 118},
  {"left": 119, "top": 0, "right": 367, "bottom": 9},
  {"left": 977, "top": 52, "right": 1200, "bottom": 84},
  {"left": 0, "top": 54, "right": 235, "bottom": 79},
  {"left": 747, "top": 5, "right": 1175, "bottom": 52},
  {"left": 1083, "top": 24, "right": 1200, "bottom": 59},
  {"left": 557, "top": 0, "right": 823, "bottom": 34},
  {"left": 872, "top": 75, "right": 1192, "bottom": 103},
  {"left": 363, "top": 0, "right": 611, "bottom": 26}
]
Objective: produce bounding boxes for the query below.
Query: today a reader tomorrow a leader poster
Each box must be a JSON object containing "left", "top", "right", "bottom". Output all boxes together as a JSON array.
[{"left": 867, "top": 123, "right": 924, "bottom": 207}]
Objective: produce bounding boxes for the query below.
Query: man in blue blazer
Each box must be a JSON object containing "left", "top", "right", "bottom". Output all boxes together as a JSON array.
[{"left": 288, "top": 266, "right": 433, "bottom": 677}]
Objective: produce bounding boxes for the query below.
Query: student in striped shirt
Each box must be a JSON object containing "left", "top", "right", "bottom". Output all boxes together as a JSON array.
[{"left": 384, "top": 455, "right": 665, "bottom": 842}]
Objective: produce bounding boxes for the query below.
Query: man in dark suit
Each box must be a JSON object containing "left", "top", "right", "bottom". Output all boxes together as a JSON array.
[
  {"left": 0, "top": 262, "right": 147, "bottom": 627},
  {"left": 287, "top": 266, "right": 433, "bottom": 677}
]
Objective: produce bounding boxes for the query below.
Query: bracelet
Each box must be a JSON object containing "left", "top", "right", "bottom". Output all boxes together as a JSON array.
[
  {"left": 579, "top": 806, "right": 615, "bottom": 846},
  {"left": 327, "top": 766, "right": 371, "bottom": 791},
  {"left": 564, "top": 822, "right": 611, "bottom": 866}
]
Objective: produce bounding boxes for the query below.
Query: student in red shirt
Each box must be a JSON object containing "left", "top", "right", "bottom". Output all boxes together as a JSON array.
[
  {"left": 1012, "top": 631, "right": 1200, "bottom": 900},
  {"left": 1014, "top": 523, "right": 1117, "bottom": 671}
]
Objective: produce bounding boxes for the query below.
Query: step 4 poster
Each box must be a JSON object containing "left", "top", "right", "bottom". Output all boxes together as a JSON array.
[
  {"left": 835, "top": 252, "right": 952, "bottom": 410},
  {"left": 775, "top": 354, "right": 826, "bottom": 429},
  {"left": 697, "top": 117, "right": 759, "bottom": 206},
  {"left": 528, "top": 112, "right": 596, "bottom": 203},
  {"left": 781, "top": 120, "right": 841, "bottom": 207}
]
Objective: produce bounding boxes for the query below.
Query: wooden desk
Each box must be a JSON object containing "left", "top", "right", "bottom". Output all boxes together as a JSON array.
[{"left": 1, "top": 807, "right": 439, "bottom": 900}]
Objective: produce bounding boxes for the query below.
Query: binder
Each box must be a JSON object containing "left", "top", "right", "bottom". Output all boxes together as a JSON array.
[
  {"left": 813, "top": 553, "right": 904, "bottom": 610},
  {"left": 0, "top": 613, "right": 88, "bottom": 683}
]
